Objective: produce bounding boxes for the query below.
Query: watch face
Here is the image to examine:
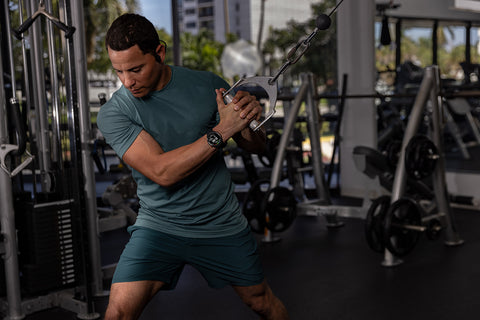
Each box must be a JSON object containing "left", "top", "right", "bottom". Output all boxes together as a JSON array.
[
  {"left": 208, "top": 131, "right": 224, "bottom": 148},
  {"left": 210, "top": 135, "right": 221, "bottom": 145}
]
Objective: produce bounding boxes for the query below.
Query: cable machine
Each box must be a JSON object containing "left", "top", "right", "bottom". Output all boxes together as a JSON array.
[{"left": 0, "top": 0, "right": 102, "bottom": 318}]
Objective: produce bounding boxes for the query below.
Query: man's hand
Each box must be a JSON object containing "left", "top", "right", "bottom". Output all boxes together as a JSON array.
[
  {"left": 214, "top": 89, "right": 261, "bottom": 140},
  {"left": 228, "top": 90, "right": 263, "bottom": 122},
  {"left": 214, "top": 89, "right": 266, "bottom": 154}
]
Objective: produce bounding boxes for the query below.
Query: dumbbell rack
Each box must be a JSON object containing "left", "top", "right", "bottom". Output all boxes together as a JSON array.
[
  {"left": 382, "top": 66, "right": 464, "bottom": 267},
  {"left": 263, "top": 73, "right": 357, "bottom": 242}
]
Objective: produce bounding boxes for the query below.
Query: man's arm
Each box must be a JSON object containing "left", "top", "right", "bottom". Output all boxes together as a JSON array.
[
  {"left": 121, "top": 89, "right": 253, "bottom": 187},
  {"left": 233, "top": 127, "right": 266, "bottom": 155}
]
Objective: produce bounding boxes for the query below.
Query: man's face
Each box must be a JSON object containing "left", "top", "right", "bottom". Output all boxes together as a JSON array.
[{"left": 108, "top": 44, "right": 164, "bottom": 98}]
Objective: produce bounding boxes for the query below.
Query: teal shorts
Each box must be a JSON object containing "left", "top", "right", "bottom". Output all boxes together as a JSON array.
[{"left": 112, "top": 226, "right": 264, "bottom": 289}]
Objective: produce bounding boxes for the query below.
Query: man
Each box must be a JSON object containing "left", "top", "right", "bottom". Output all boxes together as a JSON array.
[{"left": 97, "top": 13, "right": 289, "bottom": 320}]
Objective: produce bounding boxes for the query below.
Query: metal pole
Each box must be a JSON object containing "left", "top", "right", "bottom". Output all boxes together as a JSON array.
[
  {"left": 303, "top": 73, "right": 331, "bottom": 204},
  {"left": 29, "top": 0, "right": 53, "bottom": 192},
  {"left": 45, "top": 0, "right": 63, "bottom": 166},
  {"left": 264, "top": 76, "right": 308, "bottom": 243},
  {"left": 71, "top": 0, "right": 105, "bottom": 297},
  {"left": 0, "top": 41, "right": 25, "bottom": 320},
  {"left": 429, "top": 66, "right": 464, "bottom": 247},
  {"left": 390, "top": 68, "right": 433, "bottom": 203},
  {"left": 270, "top": 81, "right": 308, "bottom": 188}
]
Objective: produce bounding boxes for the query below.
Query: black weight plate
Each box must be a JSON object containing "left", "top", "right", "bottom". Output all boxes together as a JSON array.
[
  {"left": 383, "top": 198, "right": 422, "bottom": 257},
  {"left": 242, "top": 179, "right": 270, "bottom": 234},
  {"left": 404, "top": 135, "right": 438, "bottom": 180},
  {"left": 364, "top": 195, "right": 390, "bottom": 253},
  {"left": 262, "top": 186, "right": 297, "bottom": 233}
]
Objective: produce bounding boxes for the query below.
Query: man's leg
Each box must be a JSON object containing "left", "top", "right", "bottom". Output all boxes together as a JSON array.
[
  {"left": 104, "top": 280, "right": 165, "bottom": 320},
  {"left": 233, "top": 280, "right": 289, "bottom": 320}
]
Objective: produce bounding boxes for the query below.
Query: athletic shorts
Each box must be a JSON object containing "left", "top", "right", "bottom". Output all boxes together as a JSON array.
[{"left": 112, "top": 225, "right": 265, "bottom": 289}]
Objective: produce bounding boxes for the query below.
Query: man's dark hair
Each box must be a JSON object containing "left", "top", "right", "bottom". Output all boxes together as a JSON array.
[{"left": 105, "top": 13, "right": 161, "bottom": 56}]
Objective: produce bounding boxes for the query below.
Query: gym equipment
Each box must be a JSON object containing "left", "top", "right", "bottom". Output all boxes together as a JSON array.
[
  {"left": 383, "top": 197, "right": 443, "bottom": 257},
  {"left": 262, "top": 186, "right": 297, "bottom": 233},
  {"left": 364, "top": 195, "right": 390, "bottom": 253},
  {"left": 365, "top": 194, "right": 445, "bottom": 257},
  {"left": 242, "top": 180, "right": 297, "bottom": 234},
  {"left": 13, "top": 0, "right": 76, "bottom": 39},
  {"left": 261, "top": 72, "right": 348, "bottom": 241},
  {"left": 358, "top": 66, "right": 463, "bottom": 267},
  {"left": 242, "top": 179, "right": 269, "bottom": 234},
  {"left": 241, "top": 73, "right": 349, "bottom": 237},
  {"left": 242, "top": 178, "right": 297, "bottom": 234},
  {"left": 404, "top": 135, "right": 439, "bottom": 180},
  {"left": 383, "top": 198, "right": 422, "bottom": 257},
  {"left": 0, "top": 0, "right": 102, "bottom": 318},
  {"left": 222, "top": 2, "right": 343, "bottom": 131}
]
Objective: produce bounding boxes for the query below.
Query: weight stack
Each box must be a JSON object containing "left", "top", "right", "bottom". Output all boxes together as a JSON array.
[{"left": 14, "top": 194, "right": 80, "bottom": 295}]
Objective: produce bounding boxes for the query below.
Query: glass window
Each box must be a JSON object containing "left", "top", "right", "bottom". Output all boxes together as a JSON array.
[
  {"left": 186, "top": 22, "right": 196, "bottom": 28},
  {"left": 401, "top": 25, "right": 433, "bottom": 68},
  {"left": 375, "top": 20, "right": 396, "bottom": 91},
  {"left": 438, "top": 25, "right": 465, "bottom": 81}
]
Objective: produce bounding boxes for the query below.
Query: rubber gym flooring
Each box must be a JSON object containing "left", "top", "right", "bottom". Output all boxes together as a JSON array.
[{"left": 23, "top": 199, "right": 480, "bottom": 320}]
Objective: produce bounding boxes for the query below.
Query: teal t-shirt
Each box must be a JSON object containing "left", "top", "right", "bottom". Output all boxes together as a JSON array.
[{"left": 97, "top": 66, "right": 247, "bottom": 238}]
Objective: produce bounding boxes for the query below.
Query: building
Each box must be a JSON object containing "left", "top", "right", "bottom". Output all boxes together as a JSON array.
[{"left": 180, "top": 0, "right": 320, "bottom": 45}]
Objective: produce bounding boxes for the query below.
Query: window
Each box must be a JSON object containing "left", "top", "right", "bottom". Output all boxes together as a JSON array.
[
  {"left": 199, "top": 6, "right": 214, "bottom": 17},
  {"left": 200, "top": 20, "right": 214, "bottom": 30}
]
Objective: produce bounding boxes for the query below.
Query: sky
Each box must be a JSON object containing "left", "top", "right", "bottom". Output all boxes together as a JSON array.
[{"left": 138, "top": 0, "right": 172, "bottom": 34}]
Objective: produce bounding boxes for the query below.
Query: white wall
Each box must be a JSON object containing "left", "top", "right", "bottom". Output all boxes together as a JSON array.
[{"left": 337, "top": 0, "right": 383, "bottom": 199}]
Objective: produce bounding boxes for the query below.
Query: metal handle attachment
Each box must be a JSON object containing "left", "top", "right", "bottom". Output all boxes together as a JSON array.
[{"left": 222, "top": 76, "right": 278, "bottom": 131}]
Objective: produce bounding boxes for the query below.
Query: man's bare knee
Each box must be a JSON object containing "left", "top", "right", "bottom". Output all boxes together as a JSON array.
[
  {"left": 105, "top": 299, "right": 142, "bottom": 320},
  {"left": 234, "top": 282, "right": 289, "bottom": 319},
  {"left": 105, "top": 280, "right": 164, "bottom": 320}
]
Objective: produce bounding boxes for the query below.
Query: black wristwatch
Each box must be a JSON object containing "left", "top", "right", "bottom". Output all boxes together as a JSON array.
[{"left": 206, "top": 130, "right": 227, "bottom": 149}]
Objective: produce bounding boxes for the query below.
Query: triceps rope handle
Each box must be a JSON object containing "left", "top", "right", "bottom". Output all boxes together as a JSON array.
[{"left": 222, "top": 76, "right": 278, "bottom": 131}]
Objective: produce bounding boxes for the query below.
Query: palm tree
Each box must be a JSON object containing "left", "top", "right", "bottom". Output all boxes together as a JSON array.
[{"left": 83, "top": 0, "right": 139, "bottom": 73}]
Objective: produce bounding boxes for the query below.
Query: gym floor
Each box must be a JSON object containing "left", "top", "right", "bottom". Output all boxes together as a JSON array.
[{"left": 23, "top": 200, "right": 480, "bottom": 320}]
